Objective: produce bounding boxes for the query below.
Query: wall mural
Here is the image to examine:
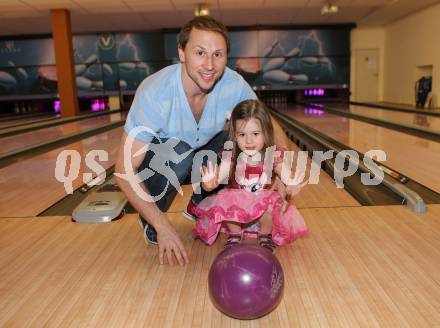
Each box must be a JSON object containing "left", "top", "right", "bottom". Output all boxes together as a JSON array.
[{"left": 0, "top": 28, "right": 350, "bottom": 98}]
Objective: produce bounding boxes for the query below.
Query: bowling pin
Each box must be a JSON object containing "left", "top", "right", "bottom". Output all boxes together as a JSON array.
[
  {"left": 300, "top": 57, "right": 319, "bottom": 66},
  {"left": 85, "top": 54, "right": 98, "bottom": 65},
  {"left": 261, "top": 40, "right": 280, "bottom": 69},
  {"left": 76, "top": 54, "right": 99, "bottom": 76},
  {"left": 319, "top": 57, "right": 334, "bottom": 73},
  {"left": 119, "top": 62, "right": 136, "bottom": 72},
  {"left": 261, "top": 40, "right": 279, "bottom": 57},
  {"left": 16, "top": 67, "right": 28, "bottom": 80},
  {"left": 319, "top": 57, "right": 331, "bottom": 65},
  {"left": 136, "top": 62, "right": 148, "bottom": 69},
  {"left": 263, "top": 70, "right": 290, "bottom": 85},
  {"left": 76, "top": 76, "right": 93, "bottom": 91},
  {"left": 119, "top": 80, "right": 128, "bottom": 89},
  {"left": 286, "top": 47, "right": 300, "bottom": 57},
  {"left": 92, "top": 80, "right": 104, "bottom": 90},
  {"left": 102, "top": 63, "right": 113, "bottom": 76},
  {"left": 75, "top": 64, "right": 87, "bottom": 76},
  {"left": 289, "top": 74, "right": 309, "bottom": 84},
  {"left": 262, "top": 58, "right": 286, "bottom": 73},
  {"left": 136, "top": 62, "right": 151, "bottom": 75},
  {"left": 282, "top": 57, "right": 299, "bottom": 74},
  {"left": 0, "top": 71, "right": 17, "bottom": 87},
  {"left": 7, "top": 60, "right": 28, "bottom": 80}
]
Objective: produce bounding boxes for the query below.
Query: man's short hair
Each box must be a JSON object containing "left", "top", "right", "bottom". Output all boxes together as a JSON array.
[{"left": 178, "top": 16, "right": 230, "bottom": 53}]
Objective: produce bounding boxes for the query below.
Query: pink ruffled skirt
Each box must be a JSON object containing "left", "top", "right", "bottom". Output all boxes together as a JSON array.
[{"left": 192, "top": 188, "right": 308, "bottom": 246}]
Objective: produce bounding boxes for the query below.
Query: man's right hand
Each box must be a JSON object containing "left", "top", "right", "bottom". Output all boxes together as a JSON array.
[{"left": 155, "top": 217, "right": 189, "bottom": 266}]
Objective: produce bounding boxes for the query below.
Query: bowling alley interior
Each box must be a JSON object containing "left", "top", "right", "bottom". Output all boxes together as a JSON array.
[{"left": 1, "top": 0, "right": 440, "bottom": 326}]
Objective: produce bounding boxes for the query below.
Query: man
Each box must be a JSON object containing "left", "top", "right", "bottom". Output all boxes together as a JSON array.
[{"left": 116, "top": 16, "right": 289, "bottom": 266}]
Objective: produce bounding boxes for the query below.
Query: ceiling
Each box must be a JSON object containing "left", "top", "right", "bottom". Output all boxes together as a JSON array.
[{"left": 0, "top": 0, "right": 439, "bottom": 36}]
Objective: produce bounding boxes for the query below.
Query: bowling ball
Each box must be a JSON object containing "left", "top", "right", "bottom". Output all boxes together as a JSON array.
[{"left": 208, "top": 244, "right": 284, "bottom": 320}]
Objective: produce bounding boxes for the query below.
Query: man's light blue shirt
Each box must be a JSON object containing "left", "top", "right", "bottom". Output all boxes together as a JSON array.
[{"left": 124, "top": 63, "right": 256, "bottom": 149}]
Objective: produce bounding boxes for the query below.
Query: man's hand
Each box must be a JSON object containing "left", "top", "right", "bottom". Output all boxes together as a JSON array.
[
  {"left": 200, "top": 161, "right": 220, "bottom": 192},
  {"left": 286, "top": 179, "right": 308, "bottom": 198},
  {"left": 155, "top": 217, "right": 189, "bottom": 266},
  {"left": 270, "top": 176, "right": 286, "bottom": 199},
  {"left": 272, "top": 177, "right": 308, "bottom": 212}
]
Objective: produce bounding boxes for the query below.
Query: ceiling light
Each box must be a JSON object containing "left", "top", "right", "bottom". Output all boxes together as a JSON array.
[
  {"left": 321, "top": 2, "right": 338, "bottom": 15},
  {"left": 194, "top": 4, "right": 209, "bottom": 16}
]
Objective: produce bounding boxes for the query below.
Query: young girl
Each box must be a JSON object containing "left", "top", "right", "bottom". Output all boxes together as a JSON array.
[{"left": 192, "top": 99, "right": 308, "bottom": 253}]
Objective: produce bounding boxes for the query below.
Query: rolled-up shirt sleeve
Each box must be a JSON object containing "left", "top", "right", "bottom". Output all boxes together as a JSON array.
[{"left": 124, "top": 89, "right": 164, "bottom": 144}]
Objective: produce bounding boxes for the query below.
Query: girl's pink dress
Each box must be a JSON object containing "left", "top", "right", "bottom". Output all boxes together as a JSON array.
[{"left": 192, "top": 148, "right": 308, "bottom": 246}]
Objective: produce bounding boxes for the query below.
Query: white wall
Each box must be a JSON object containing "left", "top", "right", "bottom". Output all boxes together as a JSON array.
[
  {"left": 351, "top": 3, "right": 440, "bottom": 106},
  {"left": 350, "top": 28, "right": 385, "bottom": 101},
  {"left": 384, "top": 3, "right": 440, "bottom": 106}
]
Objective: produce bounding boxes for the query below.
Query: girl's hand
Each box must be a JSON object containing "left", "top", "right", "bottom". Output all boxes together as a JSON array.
[{"left": 201, "top": 161, "right": 220, "bottom": 192}]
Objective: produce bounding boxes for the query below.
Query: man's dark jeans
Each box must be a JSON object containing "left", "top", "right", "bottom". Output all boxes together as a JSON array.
[{"left": 138, "top": 131, "right": 229, "bottom": 212}]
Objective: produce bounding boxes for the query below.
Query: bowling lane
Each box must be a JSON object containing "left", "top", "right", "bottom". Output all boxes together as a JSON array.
[
  {"left": 0, "top": 113, "right": 59, "bottom": 130},
  {"left": 167, "top": 144, "right": 360, "bottom": 214},
  {"left": 266, "top": 124, "right": 359, "bottom": 208},
  {"left": 278, "top": 105, "right": 440, "bottom": 194},
  {"left": 318, "top": 103, "right": 440, "bottom": 134},
  {"left": 279, "top": 142, "right": 359, "bottom": 209},
  {"left": 0, "top": 127, "right": 123, "bottom": 217},
  {"left": 0, "top": 111, "right": 126, "bottom": 156},
  {"left": 356, "top": 101, "right": 440, "bottom": 113},
  {"left": 0, "top": 120, "right": 358, "bottom": 218}
]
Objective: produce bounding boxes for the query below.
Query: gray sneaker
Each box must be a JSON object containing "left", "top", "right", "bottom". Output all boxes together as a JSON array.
[
  {"left": 138, "top": 216, "right": 158, "bottom": 245},
  {"left": 182, "top": 200, "right": 199, "bottom": 222}
]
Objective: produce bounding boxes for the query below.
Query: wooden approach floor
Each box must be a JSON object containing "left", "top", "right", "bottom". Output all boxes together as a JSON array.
[{"left": 1, "top": 204, "right": 440, "bottom": 327}]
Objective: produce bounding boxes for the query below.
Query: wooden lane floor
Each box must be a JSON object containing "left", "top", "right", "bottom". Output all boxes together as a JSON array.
[
  {"left": 268, "top": 124, "right": 359, "bottom": 209},
  {"left": 152, "top": 135, "right": 359, "bottom": 214},
  {"left": 0, "top": 112, "right": 57, "bottom": 129},
  {"left": 168, "top": 172, "right": 359, "bottom": 214},
  {"left": 278, "top": 105, "right": 440, "bottom": 195},
  {"left": 321, "top": 102, "right": 440, "bottom": 134},
  {"left": 0, "top": 127, "right": 123, "bottom": 217},
  {"left": 0, "top": 111, "right": 126, "bottom": 156},
  {"left": 168, "top": 154, "right": 359, "bottom": 214},
  {"left": 0, "top": 114, "right": 57, "bottom": 130},
  {"left": 372, "top": 102, "right": 440, "bottom": 113},
  {"left": 0, "top": 124, "right": 358, "bottom": 218},
  {"left": 1, "top": 204, "right": 439, "bottom": 327}
]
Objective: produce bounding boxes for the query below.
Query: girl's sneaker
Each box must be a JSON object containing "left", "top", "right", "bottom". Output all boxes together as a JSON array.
[
  {"left": 258, "top": 233, "right": 276, "bottom": 253},
  {"left": 224, "top": 233, "right": 243, "bottom": 249},
  {"left": 182, "top": 200, "right": 199, "bottom": 221}
]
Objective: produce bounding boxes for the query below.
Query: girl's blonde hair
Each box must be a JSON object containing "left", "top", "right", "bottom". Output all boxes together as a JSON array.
[{"left": 228, "top": 99, "right": 274, "bottom": 161}]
